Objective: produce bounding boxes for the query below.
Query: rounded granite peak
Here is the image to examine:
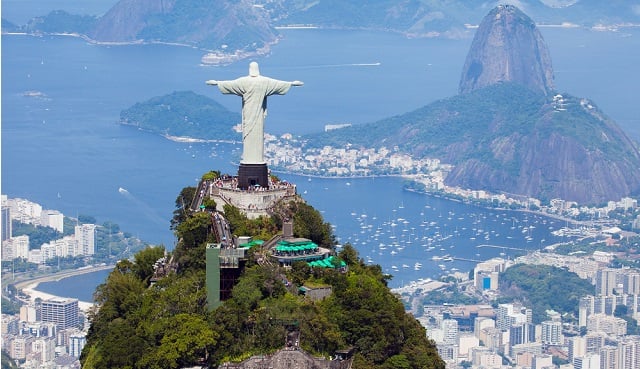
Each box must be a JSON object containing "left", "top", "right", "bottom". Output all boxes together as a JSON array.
[{"left": 458, "top": 4, "right": 555, "bottom": 95}]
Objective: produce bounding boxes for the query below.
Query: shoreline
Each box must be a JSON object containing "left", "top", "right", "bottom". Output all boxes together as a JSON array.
[{"left": 13, "top": 265, "right": 115, "bottom": 313}]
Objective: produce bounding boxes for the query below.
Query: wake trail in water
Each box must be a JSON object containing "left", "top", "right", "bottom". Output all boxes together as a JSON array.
[
  {"left": 118, "top": 187, "right": 168, "bottom": 228},
  {"left": 292, "top": 62, "right": 381, "bottom": 69}
]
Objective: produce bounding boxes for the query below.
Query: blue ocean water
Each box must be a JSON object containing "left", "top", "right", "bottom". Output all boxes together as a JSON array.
[
  {"left": 4, "top": 24, "right": 640, "bottom": 293},
  {"left": 36, "top": 269, "right": 112, "bottom": 302}
]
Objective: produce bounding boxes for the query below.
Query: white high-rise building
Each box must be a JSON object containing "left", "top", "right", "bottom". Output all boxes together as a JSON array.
[
  {"left": 573, "top": 353, "right": 601, "bottom": 369},
  {"left": 68, "top": 331, "right": 87, "bottom": 357},
  {"left": 31, "top": 336, "right": 56, "bottom": 363},
  {"left": 54, "top": 236, "right": 77, "bottom": 258},
  {"left": 474, "top": 258, "right": 507, "bottom": 290},
  {"left": 595, "top": 269, "right": 619, "bottom": 296},
  {"left": 471, "top": 347, "right": 502, "bottom": 368},
  {"left": 41, "top": 210, "right": 64, "bottom": 233},
  {"left": 442, "top": 319, "right": 459, "bottom": 345},
  {"left": 599, "top": 345, "right": 617, "bottom": 369},
  {"left": 10, "top": 336, "right": 34, "bottom": 360},
  {"left": 617, "top": 336, "right": 640, "bottom": 369},
  {"left": 587, "top": 314, "right": 627, "bottom": 336},
  {"left": 532, "top": 354, "right": 553, "bottom": 369},
  {"left": 541, "top": 320, "right": 563, "bottom": 345},
  {"left": 3, "top": 235, "right": 31, "bottom": 261},
  {"left": 28, "top": 248, "right": 43, "bottom": 264},
  {"left": 2, "top": 239, "right": 14, "bottom": 261},
  {"left": 41, "top": 243, "right": 57, "bottom": 261},
  {"left": 580, "top": 296, "right": 594, "bottom": 327},
  {"left": 623, "top": 272, "right": 640, "bottom": 295},
  {"left": 75, "top": 224, "right": 96, "bottom": 256},
  {"left": 458, "top": 334, "right": 479, "bottom": 358},
  {"left": 41, "top": 298, "right": 79, "bottom": 330},
  {"left": 6, "top": 198, "right": 42, "bottom": 224},
  {"left": 474, "top": 316, "right": 495, "bottom": 333},
  {"left": 10, "top": 235, "right": 30, "bottom": 260},
  {"left": 497, "top": 303, "right": 530, "bottom": 331},
  {"left": 20, "top": 304, "right": 39, "bottom": 323},
  {"left": 2, "top": 206, "right": 11, "bottom": 241}
]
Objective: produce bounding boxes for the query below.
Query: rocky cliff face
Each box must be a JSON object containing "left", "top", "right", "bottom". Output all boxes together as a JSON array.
[{"left": 458, "top": 4, "right": 555, "bottom": 95}]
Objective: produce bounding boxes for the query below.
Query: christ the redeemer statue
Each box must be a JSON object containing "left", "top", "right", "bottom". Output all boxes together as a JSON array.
[
  {"left": 206, "top": 62, "right": 303, "bottom": 165},
  {"left": 206, "top": 61, "right": 303, "bottom": 189}
]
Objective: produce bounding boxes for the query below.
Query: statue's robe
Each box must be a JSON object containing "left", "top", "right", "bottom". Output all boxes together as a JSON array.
[{"left": 217, "top": 76, "right": 292, "bottom": 164}]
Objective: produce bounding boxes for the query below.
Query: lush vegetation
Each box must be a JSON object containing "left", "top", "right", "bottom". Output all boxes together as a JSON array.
[
  {"left": 119, "top": 91, "right": 241, "bottom": 141},
  {"left": 305, "top": 83, "right": 545, "bottom": 156},
  {"left": 498, "top": 264, "right": 594, "bottom": 323},
  {"left": 81, "top": 178, "right": 444, "bottom": 369}
]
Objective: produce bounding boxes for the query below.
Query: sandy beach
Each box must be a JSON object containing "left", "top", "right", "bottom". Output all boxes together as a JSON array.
[
  {"left": 13, "top": 265, "right": 114, "bottom": 313},
  {"left": 21, "top": 281, "right": 95, "bottom": 312}
]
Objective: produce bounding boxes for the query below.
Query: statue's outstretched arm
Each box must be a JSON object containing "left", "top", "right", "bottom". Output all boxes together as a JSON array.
[
  {"left": 206, "top": 80, "right": 218, "bottom": 85},
  {"left": 291, "top": 80, "right": 304, "bottom": 86}
]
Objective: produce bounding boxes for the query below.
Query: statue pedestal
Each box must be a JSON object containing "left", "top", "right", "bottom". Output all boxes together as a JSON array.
[{"left": 238, "top": 163, "right": 268, "bottom": 189}]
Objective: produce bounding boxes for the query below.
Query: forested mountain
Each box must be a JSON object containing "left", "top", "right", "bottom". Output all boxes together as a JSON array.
[
  {"left": 80, "top": 179, "right": 445, "bottom": 369},
  {"left": 498, "top": 264, "right": 595, "bottom": 323},
  {"left": 306, "top": 80, "right": 640, "bottom": 204}
]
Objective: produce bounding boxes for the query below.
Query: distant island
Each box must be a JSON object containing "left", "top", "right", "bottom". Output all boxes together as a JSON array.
[{"left": 119, "top": 91, "right": 241, "bottom": 142}]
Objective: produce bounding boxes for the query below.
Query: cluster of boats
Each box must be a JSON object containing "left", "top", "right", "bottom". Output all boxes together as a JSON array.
[{"left": 336, "top": 201, "right": 565, "bottom": 286}]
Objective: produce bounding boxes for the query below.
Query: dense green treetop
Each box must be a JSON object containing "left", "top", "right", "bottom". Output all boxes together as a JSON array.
[{"left": 81, "top": 178, "right": 444, "bottom": 369}]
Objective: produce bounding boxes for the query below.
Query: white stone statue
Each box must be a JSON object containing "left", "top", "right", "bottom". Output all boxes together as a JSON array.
[{"left": 206, "top": 62, "right": 303, "bottom": 164}]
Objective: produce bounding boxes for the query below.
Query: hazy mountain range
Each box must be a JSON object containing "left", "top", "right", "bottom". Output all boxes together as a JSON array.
[{"left": 3, "top": 0, "right": 640, "bottom": 55}]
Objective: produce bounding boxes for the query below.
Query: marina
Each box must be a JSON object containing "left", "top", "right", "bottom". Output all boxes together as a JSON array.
[{"left": 323, "top": 194, "right": 569, "bottom": 288}]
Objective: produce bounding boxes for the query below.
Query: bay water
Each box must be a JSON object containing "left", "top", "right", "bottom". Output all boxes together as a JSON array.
[{"left": 3, "top": 19, "right": 640, "bottom": 295}]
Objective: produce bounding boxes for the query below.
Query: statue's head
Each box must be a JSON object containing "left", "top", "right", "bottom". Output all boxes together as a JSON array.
[{"left": 249, "top": 62, "right": 260, "bottom": 77}]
